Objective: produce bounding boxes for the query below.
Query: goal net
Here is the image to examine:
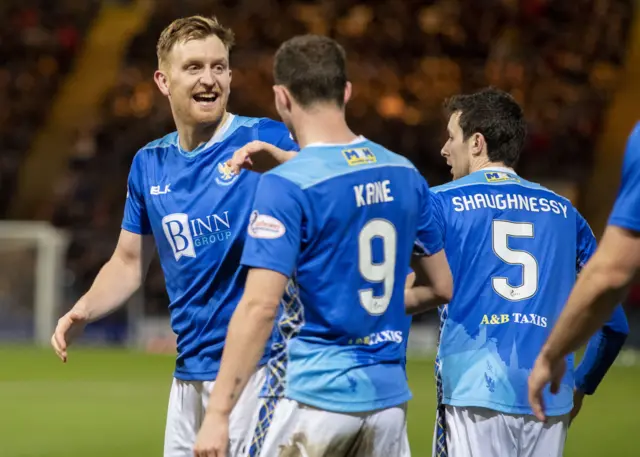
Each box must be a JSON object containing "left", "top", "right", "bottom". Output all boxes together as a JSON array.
[{"left": 0, "top": 221, "right": 69, "bottom": 346}]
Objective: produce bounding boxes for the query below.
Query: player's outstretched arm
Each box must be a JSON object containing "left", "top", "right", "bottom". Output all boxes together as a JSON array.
[
  {"left": 51, "top": 229, "right": 155, "bottom": 362},
  {"left": 529, "top": 225, "right": 640, "bottom": 421},
  {"left": 227, "top": 140, "right": 297, "bottom": 174},
  {"left": 194, "top": 268, "right": 286, "bottom": 457},
  {"left": 405, "top": 250, "right": 453, "bottom": 314}
]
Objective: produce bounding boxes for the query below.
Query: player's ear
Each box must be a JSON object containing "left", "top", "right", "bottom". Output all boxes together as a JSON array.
[
  {"left": 343, "top": 82, "right": 353, "bottom": 105},
  {"left": 154, "top": 70, "right": 171, "bottom": 97},
  {"left": 471, "top": 132, "right": 485, "bottom": 157},
  {"left": 273, "top": 85, "right": 292, "bottom": 112},
  {"left": 282, "top": 87, "right": 295, "bottom": 111}
]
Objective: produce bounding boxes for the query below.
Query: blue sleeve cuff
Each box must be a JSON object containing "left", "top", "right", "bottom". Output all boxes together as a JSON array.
[
  {"left": 241, "top": 256, "right": 292, "bottom": 279},
  {"left": 121, "top": 223, "right": 151, "bottom": 235},
  {"left": 608, "top": 215, "right": 640, "bottom": 233}
]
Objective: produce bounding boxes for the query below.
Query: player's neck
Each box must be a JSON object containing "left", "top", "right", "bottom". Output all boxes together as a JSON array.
[
  {"left": 177, "top": 111, "right": 230, "bottom": 152},
  {"left": 292, "top": 106, "right": 357, "bottom": 149}
]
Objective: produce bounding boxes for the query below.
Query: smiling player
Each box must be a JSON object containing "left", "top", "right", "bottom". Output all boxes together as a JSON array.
[{"left": 49, "top": 16, "right": 297, "bottom": 457}]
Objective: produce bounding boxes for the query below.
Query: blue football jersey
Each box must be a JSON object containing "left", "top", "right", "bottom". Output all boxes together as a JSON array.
[
  {"left": 240, "top": 138, "right": 443, "bottom": 413},
  {"left": 122, "top": 114, "right": 297, "bottom": 381},
  {"left": 609, "top": 121, "right": 640, "bottom": 231},
  {"left": 432, "top": 167, "right": 604, "bottom": 416}
]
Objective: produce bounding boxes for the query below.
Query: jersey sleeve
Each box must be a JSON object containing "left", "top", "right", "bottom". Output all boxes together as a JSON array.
[
  {"left": 575, "top": 210, "right": 597, "bottom": 273},
  {"left": 608, "top": 122, "right": 640, "bottom": 231},
  {"left": 240, "top": 173, "right": 303, "bottom": 277},
  {"left": 414, "top": 179, "right": 445, "bottom": 257},
  {"left": 574, "top": 209, "right": 630, "bottom": 394},
  {"left": 258, "top": 119, "right": 300, "bottom": 152},
  {"left": 574, "top": 305, "right": 629, "bottom": 395},
  {"left": 121, "top": 152, "right": 151, "bottom": 235}
]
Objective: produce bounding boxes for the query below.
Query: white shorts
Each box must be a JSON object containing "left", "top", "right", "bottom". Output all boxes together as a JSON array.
[
  {"left": 163, "top": 366, "right": 266, "bottom": 457},
  {"left": 438, "top": 405, "right": 568, "bottom": 457},
  {"left": 249, "top": 398, "right": 410, "bottom": 457}
]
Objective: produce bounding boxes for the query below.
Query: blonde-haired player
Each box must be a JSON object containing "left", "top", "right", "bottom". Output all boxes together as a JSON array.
[{"left": 50, "top": 16, "right": 297, "bottom": 457}]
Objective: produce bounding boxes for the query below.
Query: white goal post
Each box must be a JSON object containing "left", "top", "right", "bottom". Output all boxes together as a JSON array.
[{"left": 0, "top": 221, "right": 69, "bottom": 346}]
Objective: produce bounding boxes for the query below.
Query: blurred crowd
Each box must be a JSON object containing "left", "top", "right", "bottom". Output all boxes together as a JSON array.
[
  {"left": 0, "top": 0, "right": 101, "bottom": 215},
  {"left": 0, "top": 0, "right": 634, "bottom": 318}
]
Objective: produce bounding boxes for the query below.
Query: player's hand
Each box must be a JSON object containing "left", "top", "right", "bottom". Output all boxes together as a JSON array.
[
  {"left": 193, "top": 411, "right": 230, "bottom": 457},
  {"left": 569, "top": 388, "right": 585, "bottom": 424},
  {"left": 226, "top": 140, "right": 296, "bottom": 174},
  {"left": 51, "top": 308, "right": 88, "bottom": 362},
  {"left": 528, "top": 353, "right": 566, "bottom": 422}
]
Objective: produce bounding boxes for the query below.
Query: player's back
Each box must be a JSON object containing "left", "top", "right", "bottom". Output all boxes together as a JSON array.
[
  {"left": 432, "top": 168, "right": 583, "bottom": 415},
  {"left": 261, "top": 138, "right": 429, "bottom": 413}
]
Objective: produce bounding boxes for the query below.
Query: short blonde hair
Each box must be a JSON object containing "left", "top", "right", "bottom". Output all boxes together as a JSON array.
[{"left": 156, "top": 15, "right": 235, "bottom": 66}]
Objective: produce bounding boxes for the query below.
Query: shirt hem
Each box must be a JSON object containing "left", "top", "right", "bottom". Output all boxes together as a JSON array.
[
  {"left": 173, "top": 370, "right": 219, "bottom": 382},
  {"left": 443, "top": 397, "right": 571, "bottom": 417},
  {"left": 286, "top": 389, "right": 412, "bottom": 413},
  {"left": 173, "top": 359, "right": 268, "bottom": 381}
]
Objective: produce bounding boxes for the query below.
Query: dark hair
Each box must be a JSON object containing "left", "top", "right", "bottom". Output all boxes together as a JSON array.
[
  {"left": 273, "top": 35, "right": 347, "bottom": 108},
  {"left": 444, "top": 87, "right": 526, "bottom": 167}
]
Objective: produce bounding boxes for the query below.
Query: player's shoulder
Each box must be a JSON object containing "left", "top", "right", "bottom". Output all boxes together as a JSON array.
[
  {"left": 263, "top": 142, "right": 335, "bottom": 189},
  {"left": 232, "top": 114, "right": 274, "bottom": 130},
  {"left": 134, "top": 131, "right": 179, "bottom": 163},
  {"left": 266, "top": 138, "right": 416, "bottom": 189},
  {"left": 229, "top": 114, "right": 294, "bottom": 148},
  {"left": 509, "top": 176, "right": 581, "bottom": 222},
  {"left": 370, "top": 141, "right": 416, "bottom": 169},
  {"left": 232, "top": 114, "right": 290, "bottom": 136},
  {"left": 517, "top": 176, "right": 574, "bottom": 207},
  {"left": 140, "top": 131, "right": 178, "bottom": 151}
]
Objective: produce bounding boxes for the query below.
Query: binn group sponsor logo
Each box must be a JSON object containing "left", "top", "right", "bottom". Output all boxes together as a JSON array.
[{"left": 162, "top": 211, "right": 232, "bottom": 261}]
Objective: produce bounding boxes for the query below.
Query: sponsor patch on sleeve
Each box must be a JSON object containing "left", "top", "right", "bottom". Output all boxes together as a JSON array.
[{"left": 248, "top": 211, "right": 286, "bottom": 239}]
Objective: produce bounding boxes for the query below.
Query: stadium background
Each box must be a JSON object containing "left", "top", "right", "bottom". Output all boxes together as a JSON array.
[{"left": 0, "top": 0, "right": 639, "bottom": 455}]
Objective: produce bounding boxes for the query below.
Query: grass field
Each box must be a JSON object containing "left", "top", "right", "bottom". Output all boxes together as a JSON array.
[{"left": 1, "top": 346, "right": 637, "bottom": 456}]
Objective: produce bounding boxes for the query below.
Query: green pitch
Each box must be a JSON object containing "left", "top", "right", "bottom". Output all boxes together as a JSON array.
[{"left": 0, "top": 346, "right": 636, "bottom": 456}]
